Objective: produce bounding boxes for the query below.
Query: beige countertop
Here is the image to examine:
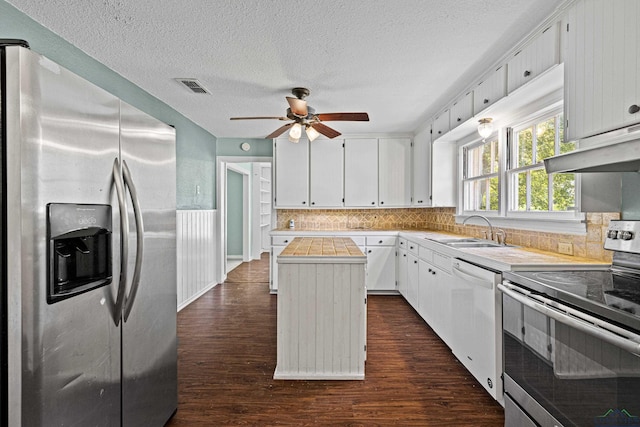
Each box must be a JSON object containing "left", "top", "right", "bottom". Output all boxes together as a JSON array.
[{"left": 280, "top": 237, "right": 365, "bottom": 258}]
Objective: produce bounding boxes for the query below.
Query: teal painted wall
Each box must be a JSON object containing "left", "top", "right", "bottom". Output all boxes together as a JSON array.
[
  {"left": 0, "top": 1, "right": 216, "bottom": 209},
  {"left": 226, "top": 170, "right": 243, "bottom": 256},
  {"left": 217, "top": 138, "right": 273, "bottom": 157}
]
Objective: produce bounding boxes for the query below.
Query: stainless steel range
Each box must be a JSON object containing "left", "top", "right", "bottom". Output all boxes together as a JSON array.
[{"left": 499, "top": 220, "right": 640, "bottom": 427}]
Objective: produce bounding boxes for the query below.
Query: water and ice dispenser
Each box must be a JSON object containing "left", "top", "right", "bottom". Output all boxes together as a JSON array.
[{"left": 47, "top": 203, "right": 112, "bottom": 304}]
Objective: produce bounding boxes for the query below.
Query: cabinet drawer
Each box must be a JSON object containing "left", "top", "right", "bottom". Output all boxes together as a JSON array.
[
  {"left": 432, "top": 252, "right": 452, "bottom": 273},
  {"left": 272, "top": 236, "right": 295, "bottom": 246},
  {"left": 407, "top": 241, "right": 419, "bottom": 256},
  {"left": 366, "top": 236, "right": 397, "bottom": 246},
  {"left": 418, "top": 246, "right": 433, "bottom": 263}
]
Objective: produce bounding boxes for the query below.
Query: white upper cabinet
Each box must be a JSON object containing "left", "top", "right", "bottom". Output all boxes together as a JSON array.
[
  {"left": 473, "top": 65, "right": 507, "bottom": 115},
  {"left": 274, "top": 139, "right": 309, "bottom": 207},
  {"left": 432, "top": 110, "right": 450, "bottom": 140},
  {"left": 309, "top": 139, "right": 344, "bottom": 207},
  {"left": 412, "top": 127, "right": 431, "bottom": 206},
  {"left": 431, "top": 141, "right": 457, "bottom": 207},
  {"left": 344, "top": 138, "right": 378, "bottom": 207},
  {"left": 378, "top": 138, "right": 412, "bottom": 207},
  {"left": 507, "top": 22, "right": 559, "bottom": 94},
  {"left": 449, "top": 92, "right": 474, "bottom": 130},
  {"left": 564, "top": 0, "right": 640, "bottom": 141}
]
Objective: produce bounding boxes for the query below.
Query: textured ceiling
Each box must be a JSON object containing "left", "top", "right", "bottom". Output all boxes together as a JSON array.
[{"left": 8, "top": 0, "right": 564, "bottom": 139}]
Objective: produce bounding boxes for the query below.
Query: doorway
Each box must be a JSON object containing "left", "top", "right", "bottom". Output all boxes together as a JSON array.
[{"left": 217, "top": 156, "right": 272, "bottom": 283}]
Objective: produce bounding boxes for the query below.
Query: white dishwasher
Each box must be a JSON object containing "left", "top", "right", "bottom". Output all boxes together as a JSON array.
[{"left": 450, "top": 258, "right": 503, "bottom": 405}]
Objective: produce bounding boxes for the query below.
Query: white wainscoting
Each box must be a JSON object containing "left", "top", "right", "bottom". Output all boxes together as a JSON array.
[{"left": 177, "top": 210, "right": 218, "bottom": 311}]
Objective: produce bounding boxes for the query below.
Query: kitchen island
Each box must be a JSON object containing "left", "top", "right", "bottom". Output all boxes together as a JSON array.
[{"left": 274, "top": 237, "right": 367, "bottom": 380}]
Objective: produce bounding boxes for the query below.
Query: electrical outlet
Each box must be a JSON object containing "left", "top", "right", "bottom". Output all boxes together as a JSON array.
[{"left": 558, "top": 242, "right": 573, "bottom": 255}]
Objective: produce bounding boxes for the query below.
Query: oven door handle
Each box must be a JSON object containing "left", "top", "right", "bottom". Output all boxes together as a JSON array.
[{"left": 498, "top": 282, "right": 640, "bottom": 357}]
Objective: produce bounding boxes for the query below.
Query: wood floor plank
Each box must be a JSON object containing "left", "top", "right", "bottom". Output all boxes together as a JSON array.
[{"left": 166, "top": 253, "right": 504, "bottom": 426}]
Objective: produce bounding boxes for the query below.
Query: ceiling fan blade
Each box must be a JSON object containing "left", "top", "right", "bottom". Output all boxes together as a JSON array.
[
  {"left": 286, "top": 96, "right": 308, "bottom": 117},
  {"left": 311, "top": 122, "right": 341, "bottom": 139},
  {"left": 316, "top": 112, "right": 370, "bottom": 122},
  {"left": 230, "top": 116, "right": 289, "bottom": 120},
  {"left": 266, "top": 123, "right": 294, "bottom": 139}
]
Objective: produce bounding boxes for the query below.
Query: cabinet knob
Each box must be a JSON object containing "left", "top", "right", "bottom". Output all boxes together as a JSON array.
[
  {"left": 284, "top": 240, "right": 288, "bottom": 243},
  {"left": 457, "top": 117, "right": 461, "bottom": 122},
  {"left": 428, "top": 268, "right": 432, "bottom": 273},
  {"left": 378, "top": 240, "right": 383, "bottom": 244},
  {"left": 432, "top": 271, "right": 436, "bottom": 275},
  {"left": 380, "top": 201, "right": 384, "bottom": 205},
  {"left": 483, "top": 98, "right": 489, "bottom": 104},
  {"left": 410, "top": 246, "right": 414, "bottom": 249},
  {"left": 311, "top": 201, "right": 315, "bottom": 205},
  {"left": 368, "top": 249, "right": 372, "bottom": 253},
  {"left": 414, "top": 260, "right": 418, "bottom": 264},
  {"left": 403, "top": 254, "right": 407, "bottom": 257},
  {"left": 523, "top": 70, "right": 531, "bottom": 77},
  {"left": 371, "top": 201, "right": 375, "bottom": 205},
  {"left": 629, "top": 104, "right": 640, "bottom": 114},
  {"left": 438, "top": 130, "right": 442, "bottom": 134}
]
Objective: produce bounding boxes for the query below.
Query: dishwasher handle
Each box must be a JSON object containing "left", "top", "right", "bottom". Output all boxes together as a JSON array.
[
  {"left": 499, "top": 282, "right": 640, "bottom": 357},
  {"left": 452, "top": 260, "right": 496, "bottom": 290}
]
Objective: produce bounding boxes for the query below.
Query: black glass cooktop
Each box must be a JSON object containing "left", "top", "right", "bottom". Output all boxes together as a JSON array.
[{"left": 503, "top": 268, "right": 640, "bottom": 332}]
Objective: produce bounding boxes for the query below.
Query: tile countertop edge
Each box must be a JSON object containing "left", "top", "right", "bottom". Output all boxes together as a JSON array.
[{"left": 270, "top": 229, "right": 610, "bottom": 271}]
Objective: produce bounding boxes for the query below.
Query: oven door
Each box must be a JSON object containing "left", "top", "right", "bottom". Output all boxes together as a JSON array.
[{"left": 499, "top": 281, "right": 640, "bottom": 427}]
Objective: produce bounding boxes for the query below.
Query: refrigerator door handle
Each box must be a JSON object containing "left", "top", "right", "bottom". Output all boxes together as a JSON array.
[
  {"left": 112, "top": 158, "right": 129, "bottom": 325},
  {"left": 122, "top": 159, "right": 145, "bottom": 322}
]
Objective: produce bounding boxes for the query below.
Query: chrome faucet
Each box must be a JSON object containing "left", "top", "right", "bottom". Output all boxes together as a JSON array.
[{"left": 462, "top": 215, "right": 494, "bottom": 242}]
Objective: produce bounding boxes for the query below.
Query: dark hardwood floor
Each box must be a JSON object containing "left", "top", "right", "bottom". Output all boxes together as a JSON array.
[{"left": 166, "top": 253, "right": 504, "bottom": 426}]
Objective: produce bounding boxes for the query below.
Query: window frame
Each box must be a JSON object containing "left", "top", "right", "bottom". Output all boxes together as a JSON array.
[
  {"left": 458, "top": 103, "right": 585, "bottom": 231},
  {"left": 461, "top": 133, "right": 502, "bottom": 214}
]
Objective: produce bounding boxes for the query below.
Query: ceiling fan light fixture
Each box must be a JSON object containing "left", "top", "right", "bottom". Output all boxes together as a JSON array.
[
  {"left": 306, "top": 125, "right": 320, "bottom": 142},
  {"left": 477, "top": 118, "right": 494, "bottom": 140},
  {"left": 288, "top": 123, "right": 302, "bottom": 143}
]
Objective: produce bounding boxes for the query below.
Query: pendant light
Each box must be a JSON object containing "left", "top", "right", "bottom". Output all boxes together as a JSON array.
[{"left": 477, "top": 118, "right": 494, "bottom": 140}]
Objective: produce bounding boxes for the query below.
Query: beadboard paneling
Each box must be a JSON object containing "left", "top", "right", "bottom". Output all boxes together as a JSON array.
[{"left": 177, "top": 210, "right": 217, "bottom": 310}]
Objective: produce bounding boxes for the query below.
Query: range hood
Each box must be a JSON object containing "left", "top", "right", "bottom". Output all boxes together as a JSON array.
[{"left": 544, "top": 124, "right": 640, "bottom": 173}]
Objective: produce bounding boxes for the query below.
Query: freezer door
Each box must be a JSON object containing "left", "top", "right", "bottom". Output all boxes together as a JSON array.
[
  {"left": 119, "top": 101, "right": 177, "bottom": 426},
  {"left": 5, "top": 47, "right": 122, "bottom": 425}
]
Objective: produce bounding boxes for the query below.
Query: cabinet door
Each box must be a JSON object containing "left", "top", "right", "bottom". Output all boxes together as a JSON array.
[
  {"left": 406, "top": 253, "right": 419, "bottom": 310},
  {"left": 365, "top": 246, "right": 396, "bottom": 291},
  {"left": 417, "top": 259, "right": 435, "bottom": 326},
  {"left": 507, "top": 23, "right": 559, "bottom": 94},
  {"left": 432, "top": 110, "right": 450, "bottom": 140},
  {"left": 473, "top": 66, "right": 507, "bottom": 115},
  {"left": 397, "top": 249, "right": 408, "bottom": 298},
  {"left": 270, "top": 245, "right": 286, "bottom": 292},
  {"left": 344, "top": 139, "right": 378, "bottom": 207},
  {"left": 378, "top": 138, "right": 412, "bottom": 207},
  {"left": 274, "top": 139, "right": 309, "bottom": 207},
  {"left": 412, "top": 127, "right": 431, "bottom": 206},
  {"left": 309, "top": 139, "right": 343, "bottom": 207},
  {"left": 449, "top": 92, "right": 474, "bottom": 130},
  {"left": 564, "top": 0, "right": 640, "bottom": 141}
]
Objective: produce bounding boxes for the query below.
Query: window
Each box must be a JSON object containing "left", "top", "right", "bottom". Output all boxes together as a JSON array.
[
  {"left": 462, "top": 137, "right": 500, "bottom": 212},
  {"left": 507, "top": 112, "right": 577, "bottom": 214}
]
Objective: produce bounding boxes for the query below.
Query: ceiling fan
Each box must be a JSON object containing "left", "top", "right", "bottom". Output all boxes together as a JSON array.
[{"left": 230, "top": 87, "right": 369, "bottom": 142}]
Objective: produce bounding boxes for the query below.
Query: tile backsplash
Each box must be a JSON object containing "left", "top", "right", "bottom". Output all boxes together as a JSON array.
[{"left": 276, "top": 208, "right": 619, "bottom": 262}]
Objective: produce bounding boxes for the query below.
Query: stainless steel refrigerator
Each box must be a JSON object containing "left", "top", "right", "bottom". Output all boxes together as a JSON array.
[{"left": 1, "top": 41, "right": 177, "bottom": 426}]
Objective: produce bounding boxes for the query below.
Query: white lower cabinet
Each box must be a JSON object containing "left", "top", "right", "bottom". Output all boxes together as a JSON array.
[
  {"left": 397, "top": 248, "right": 408, "bottom": 298},
  {"left": 406, "top": 253, "right": 419, "bottom": 310},
  {"left": 365, "top": 245, "right": 397, "bottom": 292},
  {"left": 270, "top": 236, "right": 295, "bottom": 293},
  {"left": 418, "top": 256, "right": 452, "bottom": 345}
]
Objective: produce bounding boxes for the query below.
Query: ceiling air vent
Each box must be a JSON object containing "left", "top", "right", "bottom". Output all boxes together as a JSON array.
[{"left": 175, "top": 78, "right": 210, "bottom": 94}]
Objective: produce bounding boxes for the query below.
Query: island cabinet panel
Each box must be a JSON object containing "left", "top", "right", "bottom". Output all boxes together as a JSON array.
[{"left": 275, "top": 237, "right": 366, "bottom": 380}]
